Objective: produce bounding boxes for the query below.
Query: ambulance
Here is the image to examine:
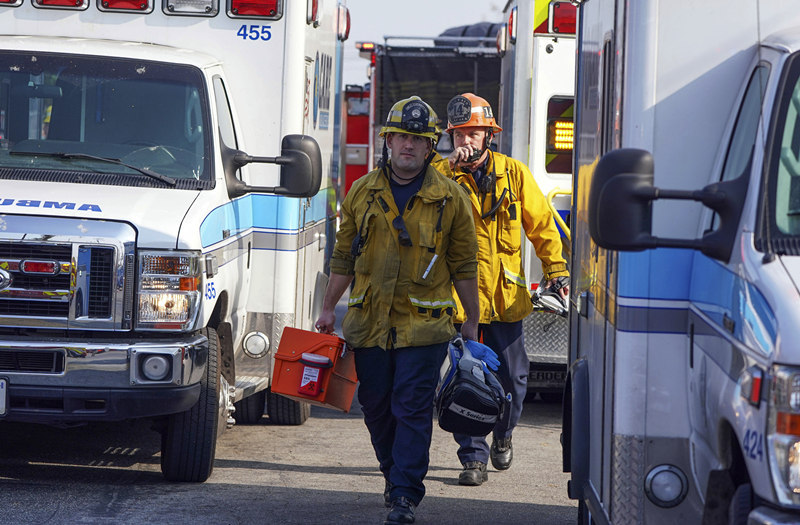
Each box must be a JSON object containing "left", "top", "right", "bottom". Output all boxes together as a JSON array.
[
  {"left": 0, "top": 0, "right": 349, "bottom": 482},
  {"left": 497, "top": 0, "right": 575, "bottom": 397},
  {"left": 563, "top": 0, "right": 800, "bottom": 522}
]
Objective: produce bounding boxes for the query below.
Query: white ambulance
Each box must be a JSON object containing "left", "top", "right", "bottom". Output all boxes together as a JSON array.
[
  {"left": 564, "top": 0, "right": 800, "bottom": 522},
  {"left": 0, "top": 0, "right": 349, "bottom": 482},
  {"left": 497, "top": 0, "right": 575, "bottom": 397}
]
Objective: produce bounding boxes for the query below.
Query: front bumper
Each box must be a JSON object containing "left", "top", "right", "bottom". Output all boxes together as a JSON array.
[
  {"left": 0, "top": 333, "right": 208, "bottom": 423},
  {"left": 750, "top": 505, "right": 800, "bottom": 524}
]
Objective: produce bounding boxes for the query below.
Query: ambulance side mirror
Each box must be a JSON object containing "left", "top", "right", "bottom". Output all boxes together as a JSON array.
[
  {"left": 589, "top": 148, "right": 748, "bottom": 263},
  {"left": 588, "top": 148, "right": 657, "bottom": 250},
  {"left": 223, "top": 134, "right": 322, "bottom": 198}
]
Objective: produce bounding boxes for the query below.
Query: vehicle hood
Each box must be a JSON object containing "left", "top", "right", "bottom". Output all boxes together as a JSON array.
[{"left": 0, "top": 182, "right": 200, "bottom": 248}]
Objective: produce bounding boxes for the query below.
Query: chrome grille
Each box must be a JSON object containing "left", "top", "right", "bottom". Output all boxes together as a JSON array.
[{"left": 0, "top": 215, "right": 136, "bottom": 331}]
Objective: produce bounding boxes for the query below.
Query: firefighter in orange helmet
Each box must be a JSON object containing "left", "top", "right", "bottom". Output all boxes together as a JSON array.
[{"left": 432, "top": 92, "right": 569, "bottom": 486}]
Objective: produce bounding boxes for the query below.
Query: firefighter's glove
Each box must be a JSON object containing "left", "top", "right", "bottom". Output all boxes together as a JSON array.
[
  {"left": 464, "top": 339, "right": 500, "bottom": 371},
  {"left": 545, "top": 275, "right": 570, "bottom": 295}
]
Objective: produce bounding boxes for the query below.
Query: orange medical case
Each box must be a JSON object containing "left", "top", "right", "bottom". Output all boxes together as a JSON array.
[{"left": 272, "top": 327, "right": 358, "bottom": 412}]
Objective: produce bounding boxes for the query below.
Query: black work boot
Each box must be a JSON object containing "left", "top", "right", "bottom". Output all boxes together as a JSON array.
[
  {"left": 384, "top": 496, "right": 416, "bottom": 524},
  {"left": 384, "top": 480, "right": 393, "bottom": 508},
  {"left": 458, "top": 461, "right": 488, "bottom": 486},
  {"left": 490, "top": 436, "right": 513, "bottom": 470}
]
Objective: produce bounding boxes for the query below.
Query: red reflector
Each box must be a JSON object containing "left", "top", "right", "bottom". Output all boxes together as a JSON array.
[
  {"left": 231, "top": 0, "right": 277, "bottom": 17},
  {"left": 20, "top": 260, "right": 58, "bottom": 275},
  {"left": 552, "top": 1, "right": 577, "bottom": 34},
  {"left": 777, "top": 412, "right": 800, "bottom": 435},
  {"left": 102, "top": 0, "right": 148, "bottom": 9}
]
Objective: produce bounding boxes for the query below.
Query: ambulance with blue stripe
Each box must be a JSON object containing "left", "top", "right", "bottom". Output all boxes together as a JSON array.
[
  {"left": 0, "top": 0, "right": 349, "bottom": 482},
  {"left": 564, "top": 0, "right": 800, "bottom": 522}
]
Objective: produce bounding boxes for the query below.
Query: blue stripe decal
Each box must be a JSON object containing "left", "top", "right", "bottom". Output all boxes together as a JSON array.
[
  {"left": 200, "top": 192, "right": 327, "bottom": 248},
  {"left": 615, "top": 248, "right": 777, "bottom": 354},
  {"left": 617, "top": 248, "right": 694, "bottom": 300}
]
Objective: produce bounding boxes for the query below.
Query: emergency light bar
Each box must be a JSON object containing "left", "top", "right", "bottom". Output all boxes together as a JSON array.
[
  {"left": 99, "top": 0, "right": 152, "bottom": 12},
  {"left": 228, "top": 0, "right": 280, "bottom": 18},
  {"left": 164, "top": 0, "right": 218, "bottom": 16}
]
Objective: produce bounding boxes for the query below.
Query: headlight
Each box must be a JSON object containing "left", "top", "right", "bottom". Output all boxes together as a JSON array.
[
  {"left": 137, "top": 251, "right": 201, "bottom": 331},
  {"left": 768, "top": 365, "right": 800, "bottom": 505}
]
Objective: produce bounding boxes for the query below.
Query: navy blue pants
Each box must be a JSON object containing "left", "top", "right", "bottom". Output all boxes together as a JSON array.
[
  {"left": 453, "top": 321, "right": 527, "bottom": 464},
  {"left": 354, "top": 342, "right": 448, "bottom": 506}
]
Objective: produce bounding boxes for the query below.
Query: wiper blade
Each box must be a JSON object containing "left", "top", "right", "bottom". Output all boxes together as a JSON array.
[{"left": 9, "top": 150, "right": 177, "bottom": 186}]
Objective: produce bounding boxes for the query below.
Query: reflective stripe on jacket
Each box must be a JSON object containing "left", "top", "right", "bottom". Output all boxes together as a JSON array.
[
  {"left": 329, "top": 163, "right": 478, "bottom": 350},
  {"left": 432, "top": 152, "right": 567, "bottom": 324}
]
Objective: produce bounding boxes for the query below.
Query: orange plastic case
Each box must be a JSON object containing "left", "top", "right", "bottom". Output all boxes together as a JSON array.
[{"left": 272, "top": 327, "right": 358, "bottom": 412}]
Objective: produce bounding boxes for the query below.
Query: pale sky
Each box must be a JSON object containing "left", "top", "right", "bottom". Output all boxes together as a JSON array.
[{"left": 342, "top": 0, "right": 507, "bottom": 86}]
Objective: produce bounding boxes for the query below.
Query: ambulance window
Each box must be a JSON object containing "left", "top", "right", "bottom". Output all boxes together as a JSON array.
[
  {"left": 771, "top": 54, "right": 800, "bottom": 236},
  {"left": 213, "top": 77, "right": 238, "bottom": 149},
  {"left": 710, "top": 65, "right": 769, "bottom": 234},
  {"left": 720, "top": 65, "right": 769, "bottom": 184}
]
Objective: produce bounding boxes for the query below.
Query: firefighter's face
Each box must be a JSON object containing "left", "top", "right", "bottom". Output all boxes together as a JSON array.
[
  {"left": 452, "top": 126, "right": 488, "bottom": 149},
  {"left": 386, "top": 132, "right": 431, "bottom": 174}
]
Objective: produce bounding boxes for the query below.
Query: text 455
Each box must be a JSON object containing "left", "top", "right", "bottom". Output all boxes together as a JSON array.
[{"left": 237, "top": 25, "right": 272, "bottom": 41}]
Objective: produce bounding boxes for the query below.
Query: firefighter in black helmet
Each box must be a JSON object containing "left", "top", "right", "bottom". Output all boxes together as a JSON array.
[{"left": 315, "top": 96, "right": 480, "bottom": 525}]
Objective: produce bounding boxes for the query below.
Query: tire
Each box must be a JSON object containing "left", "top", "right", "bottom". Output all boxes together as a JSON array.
[
  {"left": 728, "top": 483, "right": 753, "bottom": 525},
  {"left": 233, "top": 389, "right": 266, "bottom": 424},
  {"left": 160, "top": 327, "right": 221, "bottom": 482},
  {"left": 267, "top": 389, "right": 310, "bottom": 425}
]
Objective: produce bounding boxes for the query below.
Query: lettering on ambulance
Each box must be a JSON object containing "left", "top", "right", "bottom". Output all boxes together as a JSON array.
[
  {"left": 313, "top": 51, "right": 332, "bottom": 130},
  {"left": 0, "top": 199, "right": 101, "bottom": 212},
  {"left": 235, "top": 25, "right": 273, "bottom": 42}
]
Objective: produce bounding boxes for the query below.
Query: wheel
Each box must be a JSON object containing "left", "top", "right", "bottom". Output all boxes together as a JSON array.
[
  {"left": 728, "top": 483, "right": 753, "bottom": 525},
  {"left": 267, "top": 389, "right": 310, "bottom": 425},
  {"left": 160, "top": 327, "right": 221, "bottom": 482},
  {"left": 233, "top": 389, "right": 266, "bottom": 424}
]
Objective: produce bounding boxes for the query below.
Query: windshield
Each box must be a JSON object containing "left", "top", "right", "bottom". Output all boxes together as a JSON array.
[{"left": 0, "top": 51, "right": 211, "bottom": 185}]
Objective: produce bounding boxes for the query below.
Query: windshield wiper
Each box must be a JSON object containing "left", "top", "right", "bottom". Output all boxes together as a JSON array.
[{"left": 9, "top": 150, "right": 177, "bottom": 186}]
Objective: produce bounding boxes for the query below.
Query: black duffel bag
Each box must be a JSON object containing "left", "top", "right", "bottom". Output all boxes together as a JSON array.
[{"left": 435, "top": 337, "right": 508, "bottom": 437}]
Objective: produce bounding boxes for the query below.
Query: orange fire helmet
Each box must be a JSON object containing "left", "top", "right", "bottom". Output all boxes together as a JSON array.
[{"left": 445, "top": 93, "right": 502, "bottom": 133}]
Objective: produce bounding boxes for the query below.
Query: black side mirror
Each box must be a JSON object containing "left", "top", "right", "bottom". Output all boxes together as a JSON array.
[
  {"left": 223, "top": 134, "right": 322, "bottom": 199},
  {"left": 588, "top": 148, "right": 748, "bottom": 263},
  {"left": 588, "top": 148, "right": 656, "bottom": 250}
]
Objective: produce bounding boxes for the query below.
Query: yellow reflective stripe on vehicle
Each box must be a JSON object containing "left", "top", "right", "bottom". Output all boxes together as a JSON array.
[
  {"left": 504, "top": 268, "right": 526, "bottom": 288},
  {"left": 409, "top": 296, "right": 456, "bottom": 310},
  {"left": 348, "top": 293, "right": 366, "bottom": 306}
]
